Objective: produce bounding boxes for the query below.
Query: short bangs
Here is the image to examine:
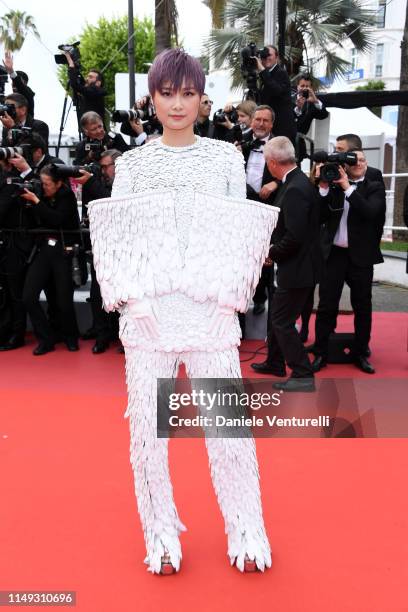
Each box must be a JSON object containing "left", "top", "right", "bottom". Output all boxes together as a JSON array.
[{"left": 148, "top": 48, "right": 205, "bottom": 97}]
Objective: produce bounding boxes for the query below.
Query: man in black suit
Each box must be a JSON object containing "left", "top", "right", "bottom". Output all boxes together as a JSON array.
[
  {"left": 255, "top": 45, "right": 297, "bottom": 144},
  {"left": 1, "top": 93, "right": 49, "bottom": 147},
  {"left": 335, "top": 134, "right": 384, "bottom": 184},
  {"left": 241, "top": 105, "right": 279, "bottom": 316},
  {"left": 73, "top": 111, "right": 129, "bottom": 165},
  {"left": 194, "top": 93, "right": 215, "bottom": 138},
  {"left": 251, "top": 136, "right": 321, "bottom": 392},
  {"left": 294, "top": 73, "right": 329, "bottom": 161},
  {"left": 311, "top": 149, "right": 386, "bottom": 374}
]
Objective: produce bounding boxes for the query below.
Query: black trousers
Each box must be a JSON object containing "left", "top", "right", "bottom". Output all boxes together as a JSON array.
[
  {"left": 90, "top": 262, "right": 118, "bottom": 341},
  {"left": 314, "top": 246, "right": 373, "bottom": 358},
  {"left": 1, "top": 245, "right": 29, "bottom": 337},
  {"left": 23, "top": 244, "right": 78, "bottom": 344},
  {"left": 253, "top": 265, "right": 275, "bottom": 305},
  {"left": 267, "top": 286, "right": 314, "bottom": 377}
]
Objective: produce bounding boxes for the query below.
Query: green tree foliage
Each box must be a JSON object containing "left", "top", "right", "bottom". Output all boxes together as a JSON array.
[
  {"left": 355, "top": 79, "right": 385, "bottom": 117},
  {"left": 0, "top": 9, "right": 40, "bottom": 51},
  {"left": 57, "top": 15, "right": 154, "bottom": 113}
]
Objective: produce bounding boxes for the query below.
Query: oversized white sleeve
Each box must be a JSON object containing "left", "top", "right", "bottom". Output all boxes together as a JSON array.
[
  {"left": 227, "top": 146, "right": 247, "bottom": 199},
  {"left": 111, "top": 153, "right": 133, "bottom": 197}
]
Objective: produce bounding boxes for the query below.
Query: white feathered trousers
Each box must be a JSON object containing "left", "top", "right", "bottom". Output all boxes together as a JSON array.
[{"left": 124, "top": 346, "right": 271, "bottom": 573}]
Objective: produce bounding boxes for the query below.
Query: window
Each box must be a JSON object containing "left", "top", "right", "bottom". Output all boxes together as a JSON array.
[
  {"left": 375, "top": 43, "right": 384, "bottom": 77},
  {"left": 377, "top": 0, "right": 386, "bottom": 28},
  {"left": 351, "top": 48, "right": 358, "bottom": 71}
]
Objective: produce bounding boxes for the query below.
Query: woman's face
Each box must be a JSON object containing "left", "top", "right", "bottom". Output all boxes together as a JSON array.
[
  {"left": 237, "top": 111, "right": 251, "bottom": 128},
  {"left": 152, "top": 79, "right": 201, "bottom": 132},
  {"left": 41, "top": 174, "right": 61, "bottom": 198}
]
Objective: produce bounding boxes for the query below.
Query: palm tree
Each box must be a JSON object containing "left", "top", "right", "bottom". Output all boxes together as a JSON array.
[
  {"left": 205, "top": 0, "right": 376, "bottom": 88},
  {"left": 0, "top": 10, "right": 40, "bottom": 51},
  {"left": 203, "top": 0, "right": 227, "bottom": 28},
  {"left": 155, "top": 0, "right": 178, "bottom": 55}
]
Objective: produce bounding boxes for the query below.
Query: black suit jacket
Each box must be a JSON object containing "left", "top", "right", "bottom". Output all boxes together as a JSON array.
[
  {"left": 294, "top": 100, "right": 329, "bottom": 161},
  {"left": 269, "top": 167, "right": 322, "bottom": 288},
  {"left": 242, "top": 132, "right": 278, "bottom": 204},
  {"left": 259, "top": 65, "right": 297, "bottom": 144},
  {"left": 319, "top": 179, "right": 386, "bottom": 267},
  {"left": 366, "top": 165, "right": 384, "bottom": 185}
]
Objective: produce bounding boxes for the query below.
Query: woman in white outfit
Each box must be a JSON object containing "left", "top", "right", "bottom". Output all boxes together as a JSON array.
[{"left": 88, "top": 48, "right": 278, "bottom": 575}]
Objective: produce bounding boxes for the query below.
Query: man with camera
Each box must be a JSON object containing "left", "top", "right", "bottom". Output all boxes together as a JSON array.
[
  {"left": 63, "top": 50, "right": 106, "bottom": 123},
  {"left": 254, "top": 45, "right": 296, "bottom": 144},
  {"left": 311, "top": 149, "right": 386, "bottom": 374},
  {"left": 73, "top": 111, "right": 129, "bottom": 166},
  {"left": 335, "top": 133, "right": 384, "bottom": 184},
  {"left": 75, "top": 149, "right": 122, "bottom": 353},
  {"left": 251, "top": 136, "right": 321, "bottom": 391},
  {"left": 1, "top": 93, "right": 49, "bottom": 148},
  {"left": 0, "top": 150, "right": 39, "bottom": 350},
  {"left": 3, "top": 51, "right": 35, "bottom": 117},
  {"left": 119, "top": 96, "right": 162, "bottom": 142},
  {"left": 294, "top": 73, "right": 328, "bottom": 161}
]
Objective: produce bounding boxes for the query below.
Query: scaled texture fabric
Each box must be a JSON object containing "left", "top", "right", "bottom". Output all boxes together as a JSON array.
[{"left": 88, "top": 136, "right": 277, "bottom": 572}]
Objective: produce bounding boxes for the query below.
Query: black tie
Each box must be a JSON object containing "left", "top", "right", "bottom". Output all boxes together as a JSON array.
[{"left": 252, "top": 139, "right": 266, "bottom": 149}]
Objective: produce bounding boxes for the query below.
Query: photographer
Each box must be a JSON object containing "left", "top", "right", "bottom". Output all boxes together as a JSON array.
[
  {"left": 0, "top": 152, "right": 38, "bottom": 351},
  {"left": 294, "top": 73, "right": 328, "bottom": 161},
  {"left": 1, "top": 93, "right": 48, "bottom": 148},
  {"left": 311, "top": 149, "right": 386, "bottom": 374},
  {"left": 3, "top": 51, "right": 35, "bottom": 117},
  {"left": 74, "top": 111, "right": 129, "bottom": 165},
  {"left": 63, "top": 51, "right": 106, "bottom": 122},
  {"left": 335, "top": 133, "right": 384, "bottom": 184},
  {"left": 75, "top": 149, "right": 121, "bottom": 353},
  {"left": 8, "top": 134, "right": 63, "bottom": 180},
  {"left": 254, "top": 45, "right": 296, "bottom": 144},
  {"left": 119, "top": 95, "right": 162, "bottom": 142},
  {"left": 21, "top": 166, "right": 80, "bottom": 355}
]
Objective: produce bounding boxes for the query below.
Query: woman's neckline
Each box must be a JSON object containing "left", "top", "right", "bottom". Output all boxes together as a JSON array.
[{"left": 157, "top": 135, "right": 201, "bottom": 151}]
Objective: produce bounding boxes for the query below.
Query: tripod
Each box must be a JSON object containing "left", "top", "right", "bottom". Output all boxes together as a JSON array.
[{"left": 56, "top": 81, "right": 82, "bottom": 157}]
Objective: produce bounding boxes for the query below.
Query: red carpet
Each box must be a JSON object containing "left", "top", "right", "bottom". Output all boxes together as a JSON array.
[{"left": 0, "top": 312, "right": 407, "bottom": 611}]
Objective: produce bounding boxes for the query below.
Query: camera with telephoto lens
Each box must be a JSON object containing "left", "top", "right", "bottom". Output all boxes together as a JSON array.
[
  {"left": 241, "top": 43, "right": 269, "bottom": 72},
  {"left": 212, "top": 107, "right": 239, "bottom": 127},
  {"left": 54, "top": 42, "right": 81, "bottom": 68},
  {"left": 49, "top": 162, "right": 101, "bottom": 179},
  {"left": 64, "top": 244, "right": 83, "bottom": 287},
  {"left": 0, "top": 103, "right": 17, "bottom": 120},
  {"left": 312, "top": 151, "right": 358, "bottom": 184},
  {"left": 112, "top": 109, "right": 144, "bottom": 123},
  {"left": 0, "top": 145, "right": 31, "bottom": 161},
  {"left": 6, "top": 177, "right": 42, "bottom": 203}
]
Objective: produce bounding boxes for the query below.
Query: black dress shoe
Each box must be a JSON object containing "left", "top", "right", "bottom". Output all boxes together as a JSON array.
[
  {"left": 0, "top": 334, "right": 25, "bottom": 351},
  {"left": 272, "top": 377, "right": 315, "bottom": 392},
  {"left": 252, "top": 302, "right": 266, "bottom": 316},
  {"left": 92, "top": 340, "right": 109, "bottom": 354},
  {"left": 65, "top": 338, "right": 79, "bottom": 351},
  {"left": 250, "top": 361, "right": 286, "bottom": 377},
  {"left": 81, "top": 328, "right": 96, "bottom": 341},
  {"left": 311, "top": 356, "right": 327, "bottom": 372},
  {"left": 33, "top": 342, "right": 55, "bottom": 356},
  {"left": 354, "top": 355, "right": 375, "bottom": 374}
]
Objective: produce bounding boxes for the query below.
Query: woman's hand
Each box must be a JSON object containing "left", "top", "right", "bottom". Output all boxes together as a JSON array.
[{"left": 21, "top": 189, "right": 40, "bottom": 205}]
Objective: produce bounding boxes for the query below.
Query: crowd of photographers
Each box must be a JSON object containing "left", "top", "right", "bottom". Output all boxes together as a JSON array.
[{"left": 0, "top": 45, "right": 396, "bottom": 372}]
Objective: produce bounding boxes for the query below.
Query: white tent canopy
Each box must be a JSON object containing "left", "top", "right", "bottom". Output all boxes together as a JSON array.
[{"left": 328, "top": 106, "right": 397, "bottom": 145}]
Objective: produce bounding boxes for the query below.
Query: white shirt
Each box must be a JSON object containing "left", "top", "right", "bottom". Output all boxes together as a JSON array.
[
  {"left": 319, "top": 177, "right": 364, "bottom": 247},
  {"left": 246, "top": 133, "right": 270, "bottom": 194}
]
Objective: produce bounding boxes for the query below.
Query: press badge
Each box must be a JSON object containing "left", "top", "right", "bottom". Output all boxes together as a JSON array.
[{"left": 48, "top": 239, "right": 57, "bottom": 247}]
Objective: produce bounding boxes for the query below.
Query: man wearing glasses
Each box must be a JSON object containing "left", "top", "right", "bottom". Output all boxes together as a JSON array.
[
  {"left": 311, "top": 150, "right": 386, "bottom": 374},
  {"left": 194, "top": 93, "right": 216, "bottom": 138},
  {"left": 254, "top": 45, "right": 296, "bottom": 145}
]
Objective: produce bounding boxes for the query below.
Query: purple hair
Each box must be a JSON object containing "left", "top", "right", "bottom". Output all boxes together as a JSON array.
[{"left": 148, "top": 48, "right": 205, "bottom": 97}]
